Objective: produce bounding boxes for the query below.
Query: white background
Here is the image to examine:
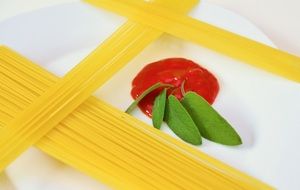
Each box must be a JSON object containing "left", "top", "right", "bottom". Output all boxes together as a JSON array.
[
  {"left": 0, "top": 0, "right": 299, "bottom": 189},
  {"left": 0, "top": 0, "right": 299, "bottom": 56}
]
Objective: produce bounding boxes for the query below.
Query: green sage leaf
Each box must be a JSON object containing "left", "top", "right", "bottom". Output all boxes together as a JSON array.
[
  {"left": 165, "top": 95, "right": 202, "bottom": 145},
  {"left": 181, "top": 92, "right": 242, "bottom": 146},
  {"left": 152, "top": 89, "right": 167, "bottom": 129}
]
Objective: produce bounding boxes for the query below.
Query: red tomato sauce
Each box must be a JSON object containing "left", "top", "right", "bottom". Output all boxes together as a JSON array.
[{"left": 131, "top": 58, "right": 219, "bottom": 117}]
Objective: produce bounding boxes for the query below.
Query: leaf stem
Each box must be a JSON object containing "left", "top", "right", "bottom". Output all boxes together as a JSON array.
[
  {"left": 180, "top": 80, "right": 186, "bottom": 96},
  {"left": 125, "top": 82, "right": 173, "bottom": 113}
]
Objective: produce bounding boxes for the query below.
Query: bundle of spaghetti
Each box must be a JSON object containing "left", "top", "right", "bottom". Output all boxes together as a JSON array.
[
  {"left": 0, "top": 0, "right": 199, "bottom": 171},
  {"left": 85, "top": 0, "right": 300, "bottom": 83},
  {"left": 0, "top": 49, "right": 274, "bottom": 189},
  {"left": 0, "top": 22, "right": 162, "bottom": 170}
]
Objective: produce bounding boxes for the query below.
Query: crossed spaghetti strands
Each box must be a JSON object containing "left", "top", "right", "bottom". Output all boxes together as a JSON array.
[{"left": 1, "top": 0, "right": 298, "bottom": 189}]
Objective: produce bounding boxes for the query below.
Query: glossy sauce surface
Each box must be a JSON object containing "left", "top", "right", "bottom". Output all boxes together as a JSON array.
[{"left": 131, "top": 58, "right": 219, "bottom": 117}]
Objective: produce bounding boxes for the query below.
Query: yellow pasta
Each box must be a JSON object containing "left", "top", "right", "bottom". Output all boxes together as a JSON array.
[
  {"left": 0, "top": 0, "right": 280, "bottom": 189},
  {"left": 85, "top": 0, "right": 300, "bottom": 83},
  {"left": 0, "top": 22, "right": 157, "bottom": 170},
  {"left": 0, "top": 45, "right": 273, "bottom": 189},
  {"left": 0, "top": 0, "right": 199, "bottom": 171}
]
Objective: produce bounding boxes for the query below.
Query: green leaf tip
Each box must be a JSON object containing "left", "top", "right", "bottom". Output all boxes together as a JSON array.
[
  {"left": 181, "top": 92, "right": 242, "bottom": 146},
  {"left": 165, "top": 95, "right": 202, "bottom": 145},
  {"left": 152, "top": 89, "right": 167, "bottom": 129}
]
